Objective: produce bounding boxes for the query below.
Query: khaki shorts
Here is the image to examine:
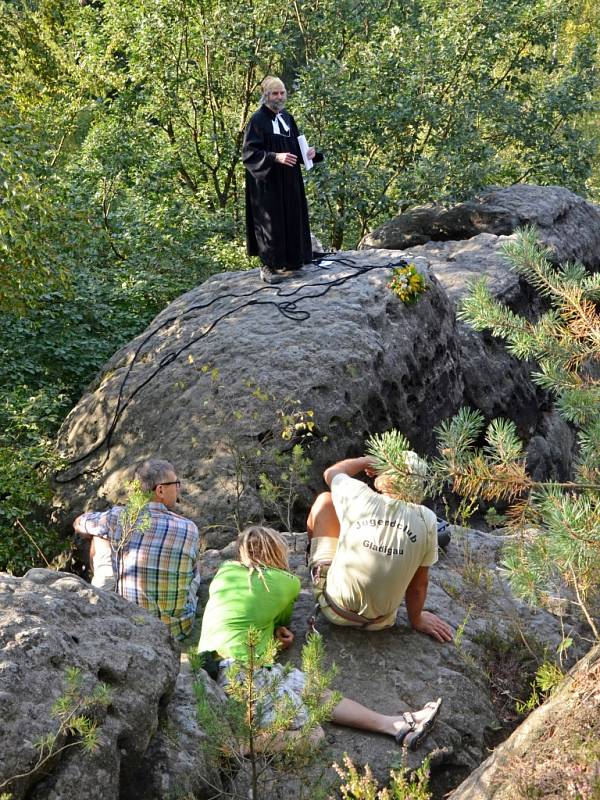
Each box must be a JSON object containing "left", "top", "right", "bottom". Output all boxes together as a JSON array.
[
  {"left": 308, "top": 537, "right": 396, "bottom": 630},
  {"left": 218, "top": 661, "right": 308, "bottom": 730}
]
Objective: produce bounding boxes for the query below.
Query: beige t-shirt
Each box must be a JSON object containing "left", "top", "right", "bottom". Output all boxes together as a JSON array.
[{"left": 327, "top": 474, "right": 438, "bottom": 620}]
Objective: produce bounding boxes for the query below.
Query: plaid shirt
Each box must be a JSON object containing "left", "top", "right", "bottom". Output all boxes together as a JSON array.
[{"left": 80, "top": 502, "right": 201, "bottom": 640}]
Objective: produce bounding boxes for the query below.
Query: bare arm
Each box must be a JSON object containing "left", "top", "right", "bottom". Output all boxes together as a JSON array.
[
  {"left": 323, "top": 456, "right": 376, "bottom": 488},
  {"left": 405, "top": 567, "right": 453, "bottom": 643}
]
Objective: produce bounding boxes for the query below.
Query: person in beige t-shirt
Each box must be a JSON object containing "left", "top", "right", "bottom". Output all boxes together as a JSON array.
[{"left": 307, "top": 453, "right": 453, "bottom": 642}]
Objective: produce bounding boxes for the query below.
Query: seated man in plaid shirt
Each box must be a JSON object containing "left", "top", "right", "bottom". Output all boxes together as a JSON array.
[{"left": 73, "top": 458, "right": 201, "bottom": 640}]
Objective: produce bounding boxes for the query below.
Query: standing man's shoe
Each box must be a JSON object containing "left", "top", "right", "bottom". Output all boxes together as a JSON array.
[
  {"left": 274, "top": 267, "right": 301, "bottom": 278},
  {"left": 260, "top": 266, "right": 284, "bottom": 284}
]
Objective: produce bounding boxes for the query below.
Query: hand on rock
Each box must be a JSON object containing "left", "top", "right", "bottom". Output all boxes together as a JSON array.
[
  {"left": 412, "top": 611, "right": 453, "bottom": 643},
  {"left": 275, "top": 625, "right": 294, "bottom": 649}
]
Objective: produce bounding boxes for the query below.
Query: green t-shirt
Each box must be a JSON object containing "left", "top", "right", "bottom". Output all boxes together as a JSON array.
[{"left": 198, "top": 561, "right": 301, "bottom": 663}]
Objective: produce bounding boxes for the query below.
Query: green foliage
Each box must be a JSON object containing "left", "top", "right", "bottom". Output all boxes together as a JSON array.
[
  {"left": 0, "top": 666, "right": 111, "bottom": 794},
  {"left": 434, "top": 412, "right": 532, "bottom": 506},
  {"left": 452, "top": 606, "right": 480, "bottom": 674},
  {"left": 460, "top": 227, "right": 600, "bottom": 427},
  {"left": 2, "top": 0, "right": 599, "bottom": 574},
  {"left": 501, "top": 485, "right": 600, "bottom": 627},
  {"left": 0, "top": 97, "right": 70, "bottom": 312},
  {"left": 259, "top": 444, "right": 312, "bottom": 533},
  {"left": 331, "top": 753, "right": 431, "bottom": 800},
  {"left": 295, "top": 0, "right": 600, "bottom": 246},
  {"left": 471, "top": 624, "right": 548, "bottom": 723},
  {"left": 484, "top": 506, "right": 508, "bottom": 529},
  {"left": 515, "top": 661, "right": 565, "bottom": 714},
  {"left": 193, "top": 629, "right": 338, "bottom": 800},
  {"left": 365, "top": 430, "right": 411, "bottom": 475},
  {"left": 212, "top": 382, "right": 317, "bottom": 533},
  {"left": 111, "top": 479, "right": 152, "bottom": 593},
  {"left": 0, "top": 387, "right": 68, "bottom": 574},
  {"left": 365, "top": 430, "right": 429, "bottom": 504}
]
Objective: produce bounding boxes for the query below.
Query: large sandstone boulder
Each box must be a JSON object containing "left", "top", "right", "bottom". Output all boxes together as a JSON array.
[
  {"left": 55, "top": 252, "right": 463, "bottom": 544},
  {"left": 360, "top": 184, "right": 600, "bottom": 270},
  {"left": 0, "top": 570, "right": 218, "bottom": 800},
  {"left": 55, "top": 237, "right": 572, "bottom": 545}
]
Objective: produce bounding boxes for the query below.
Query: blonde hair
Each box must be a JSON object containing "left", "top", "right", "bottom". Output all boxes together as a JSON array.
[
  {"left": 237, "top": 525, "right": 290, "bottom": 587},
  {"left": 261, "top": 76, "right": 285, "bottom": 100},
  {"left": 374, "top": 451, "right": 429, "bottom": 504}
]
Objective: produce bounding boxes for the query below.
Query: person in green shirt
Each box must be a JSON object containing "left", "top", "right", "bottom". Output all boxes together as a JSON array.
[{"left": 199, "top": 525, "right": 442, "bottom": 749}]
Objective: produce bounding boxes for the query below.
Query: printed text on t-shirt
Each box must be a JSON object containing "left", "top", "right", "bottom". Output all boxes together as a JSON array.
[{"left": 353, "top": 517, "right": 417, "bottom": 542}]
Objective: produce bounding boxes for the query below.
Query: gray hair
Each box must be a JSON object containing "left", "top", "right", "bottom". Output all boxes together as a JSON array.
[
  {"left": 134, "top": 459, "right": 176, "bottom": 492},
  {"left": 260, "top": 75, "right": 285, "bottom": 105}
]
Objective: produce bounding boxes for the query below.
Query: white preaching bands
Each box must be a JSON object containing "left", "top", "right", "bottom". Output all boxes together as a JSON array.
[{"left": 272, "top": 113, "right": 290, "bottom": 136}]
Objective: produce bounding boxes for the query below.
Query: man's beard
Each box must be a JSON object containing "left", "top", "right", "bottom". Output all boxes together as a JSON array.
[{"left": 268, "top": 99, "right": 286, "bottom": 112}]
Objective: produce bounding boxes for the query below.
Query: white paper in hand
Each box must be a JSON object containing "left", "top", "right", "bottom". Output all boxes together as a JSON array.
[{"left": 297, "top": 135, "right": 313, "bottom": 170}]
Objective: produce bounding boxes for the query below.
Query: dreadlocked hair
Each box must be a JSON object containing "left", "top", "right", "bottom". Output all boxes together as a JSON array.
[{"left": 237, "top": 525, "right": 290, "bottom": 590}]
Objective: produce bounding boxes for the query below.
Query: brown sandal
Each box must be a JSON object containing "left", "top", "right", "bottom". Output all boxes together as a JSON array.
[{"left": 395, "top": 697, "right": 442, "bottom": 750}]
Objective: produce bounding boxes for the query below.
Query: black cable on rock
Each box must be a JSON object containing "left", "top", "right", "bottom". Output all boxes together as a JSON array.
[{"left": 56, "top": 254, "right": 409, "bottom": 483}]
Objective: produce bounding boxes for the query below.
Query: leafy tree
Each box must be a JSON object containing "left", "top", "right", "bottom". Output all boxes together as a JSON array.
[
  {"left": 0, "top": 387, "right": 68, "bottom": 575},
  {"left": 294, "top": 0, "right": 599, "bottom": 246},
  {"left": 72, "top": 0, "right": 297, "bottom": 210},
  {"left": 0, "top": 98, "right": 70, "bottom": 312}
]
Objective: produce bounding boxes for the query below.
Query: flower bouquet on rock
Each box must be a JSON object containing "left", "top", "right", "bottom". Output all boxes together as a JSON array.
[{"left": 387, "top": 263, "right": 428, "bottom": 306}]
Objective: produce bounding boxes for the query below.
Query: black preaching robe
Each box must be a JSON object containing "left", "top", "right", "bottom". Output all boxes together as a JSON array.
[{"left": 242, "top": 104, "right": 322, "bottom": 270}]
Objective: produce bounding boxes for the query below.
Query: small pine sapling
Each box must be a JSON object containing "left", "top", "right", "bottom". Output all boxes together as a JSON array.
[
  {"left": 193, "top": 628, "right": 339, "bottom": 800},
  {"left": 111, "top": 479, "right": 152, "bottom": 594},
  {"left": 0, "top": 667, "right": 111, "bottom": 794}
]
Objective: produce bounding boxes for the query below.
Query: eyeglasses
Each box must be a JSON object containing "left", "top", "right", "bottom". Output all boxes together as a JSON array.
[{"left": 154, "top": 480, "right": 181, "bottom": 490}]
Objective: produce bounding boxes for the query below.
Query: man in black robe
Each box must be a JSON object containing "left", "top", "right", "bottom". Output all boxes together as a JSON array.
[{"left": 242, "top": 76, "right": 322, "bottom": 283}]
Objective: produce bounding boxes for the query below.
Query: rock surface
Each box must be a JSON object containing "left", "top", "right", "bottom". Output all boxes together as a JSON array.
[
  {"left": 0, "top": 569, "right": 217, "bottom": 800},
  {"left": 54, "top": 186, "right": 588, "bottom": 545},
  {"left": 125, "top": 664, "right": 224, "bottom": 800},
  {"left": 360, "top": 184, "right": 600, "bottom": 270},
  {"left": 403, "top": 236, "right": 576, "bottom": 477},
  {"left": 55, "top": 252, "right": 464, "bottom": 545},
  {"left": 448, "top": 642, "right": 600, "bottom": 800}
]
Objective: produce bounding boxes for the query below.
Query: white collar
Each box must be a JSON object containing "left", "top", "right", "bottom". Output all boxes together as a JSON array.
[{"left": 272, "top": 113, "right": 290, "bottom": 135}]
